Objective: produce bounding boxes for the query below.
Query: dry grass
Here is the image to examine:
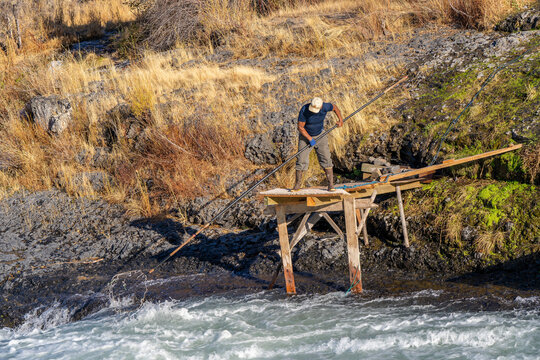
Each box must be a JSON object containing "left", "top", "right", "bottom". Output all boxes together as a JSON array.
[
  {"left": 475, "top": 230, "right": 505, "bottom": 254},
  {"left": 0, "top": 0, "right": 535, "bottom": 215},
  {"left": 134, "top": 0, "right": 534, "bottom": 57},
  {"left": 522, "top": 144, "right": 540, "bottom": 184},
  {"left": 0, "top": 0, "right": 133, "bottom": 57}
]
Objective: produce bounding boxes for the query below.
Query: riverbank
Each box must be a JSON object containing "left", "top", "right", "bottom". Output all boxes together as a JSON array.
[
  {"left": 1, "top": 189, "right": 538, "bottom": 328},
  {"left": 1, "top": 2, "right": 539, "bottom": 329}
]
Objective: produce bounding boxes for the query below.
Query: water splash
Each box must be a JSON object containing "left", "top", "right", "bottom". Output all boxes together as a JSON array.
[{"left": 2, "top": 291, "right": 539, "bottom": 359}]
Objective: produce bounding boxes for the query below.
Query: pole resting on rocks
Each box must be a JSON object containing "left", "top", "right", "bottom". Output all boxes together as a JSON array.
[{"left": 148, "top": 75, "right": 409, "bottom": 274}]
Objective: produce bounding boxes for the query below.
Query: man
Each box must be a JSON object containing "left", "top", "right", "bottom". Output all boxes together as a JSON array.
[{"left": 293, "top": 97, "right": 344, "bottom": 191}]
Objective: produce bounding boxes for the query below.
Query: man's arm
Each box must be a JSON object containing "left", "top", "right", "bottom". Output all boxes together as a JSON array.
[
  {"left": 298, "top": 121, "right": 312, "bottom": 141},
  {"left": 332, "top": 104, "right": 344, "bottom": 127}
]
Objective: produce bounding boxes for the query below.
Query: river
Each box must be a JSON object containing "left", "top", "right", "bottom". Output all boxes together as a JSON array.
[{"left": 1, "top": 288, "right": 539, "bottom": 359}]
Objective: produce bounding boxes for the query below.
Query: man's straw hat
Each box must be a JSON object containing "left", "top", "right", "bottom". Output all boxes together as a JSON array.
[{"left": 308, "top": 97, "right": 323, "bottom": 113}]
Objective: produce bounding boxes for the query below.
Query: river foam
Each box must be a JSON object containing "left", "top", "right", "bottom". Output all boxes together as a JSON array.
[{"left": 1, "top": 290, "right": 539, "bottom": 359}]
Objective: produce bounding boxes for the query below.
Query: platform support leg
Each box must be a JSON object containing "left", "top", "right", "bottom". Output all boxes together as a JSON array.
[
  {"left": 344, "top": 197, "right": 362, "bottom": 293},
  {"left": 356, "top": 209, "right": 369, "bottom": 246},
  {"left": 276, "top": 205, "right": 296, "bottom": 294},
  {"left": 396, "top": 186, "right": 410, "bottom": 248}
]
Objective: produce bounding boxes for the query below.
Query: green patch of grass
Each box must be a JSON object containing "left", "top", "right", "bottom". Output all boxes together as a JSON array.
[
  {"left": 405, "top": 40, "right": 540, "bottom": 183},
  {"left": 412, "top": 178, "right": 539, "bottom": 259}
]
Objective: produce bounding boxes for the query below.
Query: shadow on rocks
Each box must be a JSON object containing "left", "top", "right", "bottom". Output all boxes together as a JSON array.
[{"left": 447, "top": 252, "right": 540, "bottom": 291}]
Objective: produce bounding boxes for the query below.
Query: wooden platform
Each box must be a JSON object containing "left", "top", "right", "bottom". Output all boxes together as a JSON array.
[{"left": 259, "top": 144, "right": 523, "bottom": 295}]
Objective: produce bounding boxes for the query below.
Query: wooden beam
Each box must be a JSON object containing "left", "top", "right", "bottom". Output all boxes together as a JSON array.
[
  {"left": 291, "top": 213, "right": 323, "bottom": 249},
  {"left": 361, "top": 210, "right": 369, "bottom": 246},
  {"left": 396, "top": 186, "right": 410, "bottom": 248},
  {"left": 344, "top": 196, "right": 362, "bottom": 293},
  {"left": 348, "top": 180, "right": 423, "bottom": 198},
  {"left": 276, "top": 206, "right": 296, "bottom": 294},
  {"left": 379, "top": 144, "right": 522, "bottom": 183},
  {"left": 286, "top": 213, "right": 302, "bottom": 226},
  {"left": 268, "top": 212, "right": 322, "bottom": 290},
  {"left": 290, "top": 212, "right": 312, "bottom": 247},
  {"left": 355, "top": 190, "right": 377, "bottom": 237},
  {"left": 356, "top": 209, "right": 369, "bottom": 246},
  {"left": 263, "top": 198, "right": 377, "bottom": 216},
  {"left": 321, "top": 212, "right": 344, "bottom": 240}
]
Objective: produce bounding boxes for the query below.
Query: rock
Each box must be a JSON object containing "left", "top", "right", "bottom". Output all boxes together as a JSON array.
[
  {"left": 72, "top": 171, "right": 111, "bottom": 192},
  {"left": 244, "top": 133, "right": 279, "bottom": 165},
  {"left": 461, "top": 226, "right": 478, "bottom": 243},
  {"left": 170, "top": 57, "right": 181, "bottom": 68},
  {"left": 24, "top": 95, "right": 73, "bottom": 134},
  {"left": 495, "top": 10, "right": 540, "bottom": 32},
  {"left": 47, "top": 60, "right": 63, "bottom": 73},
  {"left": 76, "top": 147, "right": 111, "bottom": 168}
]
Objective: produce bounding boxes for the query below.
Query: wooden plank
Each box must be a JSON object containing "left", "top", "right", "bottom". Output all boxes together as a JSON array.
[
  {"left": 260, "top": 188, "right": 349, "bottom": 197},
  {"left": 290, "top": 212, "right": 312, "bottom": 247},
  {"left": 347, "top": 181, "right": 423, "bottom": 198},
  {"left": 355, "top": 190, "right": 377, "bottom": 237},
  {"left": 286, "top": 213, "right": 302, "bottom": 226},
  {"left": 308, "top": 195, "right": 344, "bottom": 207},
  {"left": 291, "top": 213, "right": 323, "bottom": 249},
  {"left": 379, "top": 144, "right": 522, "bottom": 183},
  {"left": 361, "top": 209, "right": 369, "bottom": 246},
  {"left": 396, "top": 186, "right": 410, "bottom": 248},
  {"left": 344, "top": 196, "right": 362, "bottom": 293},
  {"left": 321, "top": 212, "right": 344, "bottom": 240},
  {"left": 266, "top": 197, "right": 304, "bottom": 206},
  {"left": 276, "top": 206, "right": 296, "bottom": 294},
  {"left": 264, "top": 198, "right": 377, "bottom": 215},
  {"left": 268, "top": 213, "right": 323, "bottom": 290},
  {"left": 356, "top": 209, "right": 369, "bottom": 246}
]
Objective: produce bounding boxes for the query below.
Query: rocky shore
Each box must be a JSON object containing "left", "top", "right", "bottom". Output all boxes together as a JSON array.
[{"left": 1, "top": 184, "right": 538, "bottom": 328}]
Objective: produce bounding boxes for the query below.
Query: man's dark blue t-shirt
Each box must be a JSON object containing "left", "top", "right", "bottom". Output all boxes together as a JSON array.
[{"left": 298, "top": 102, "right": 333, "bottom": 136}]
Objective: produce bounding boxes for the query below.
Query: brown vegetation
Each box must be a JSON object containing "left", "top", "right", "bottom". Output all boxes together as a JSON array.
[{"left": 0, "top": 0, "right": 535, "bottom": 216}]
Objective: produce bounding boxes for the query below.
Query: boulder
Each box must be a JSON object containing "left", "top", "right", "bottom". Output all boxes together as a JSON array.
[
  {"left": 495, "top": 10, "right": 540, "bottom": 32},
  {"left": 24, "top": 95, "right": 72, "bottom": 134},
  {"left": 244, "top": 133, "right": 279, "bottom": 165}
]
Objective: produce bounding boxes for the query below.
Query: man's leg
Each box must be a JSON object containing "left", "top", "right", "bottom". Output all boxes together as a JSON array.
[
  {"left": 293, "top": 136, "right": 311, "bottom": 191},
  {"left": 314, "top": 135, "right": 335, "bottom": 191}
]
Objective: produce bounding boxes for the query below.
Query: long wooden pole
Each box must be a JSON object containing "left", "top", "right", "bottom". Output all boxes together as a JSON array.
[
  {"left": 396, "top": 186, "right": 409, "bottom": 248},
  {"left": 148, "top": 76, "right": 409, "bottom": 274},
  {"left": 379, "top": 144, "right": 522, "bottom": 183}
]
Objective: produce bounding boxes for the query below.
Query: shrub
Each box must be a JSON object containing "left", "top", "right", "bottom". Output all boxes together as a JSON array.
[{"left": 137, "top": 0, "right": 253, "bottom": 50}]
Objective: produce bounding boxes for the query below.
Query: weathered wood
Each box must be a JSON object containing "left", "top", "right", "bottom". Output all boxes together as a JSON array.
[
  {"left": 291, "top": 213, "right": 323, "bottom": 248},
  {"left": 307, "top": 195, "right": 346, "bottom": 207},
  {"left": 344, "top": 196, "right": 362, "bottom": 293},
  {"left": 356, "top": 209, "right": 369, "bottom": 246},
  {"left": 290, "top": 212, "right": 312, "bottom": 246},
  {"left": 396, "top": 186, "right": 410, "bottom": 248},
  {"left": 263, "top": 198, "right": 377, "bottom": 216},
  {"left": 268, "top": 212, "right": 322, "bottom": 290},
  {"left": 361, "top": 210, "right": 369, "bottom": 246},
  {"left": 286, "top": 213, "right": 303, "bottom": 226},
  {"left": 356, "top": 190, "right": 377, "bottom": 238},
  {"left": 276, "top": 206, "right": 296, "bottom": 294},
  {"left": 321, "top": 212, "right": 344, "bottom": 239},
  {"left": 260, "top": 188, "right": 349, "bottom": 197},
  {"left": 348, "top": 180, "right": 423, "bottom": 198},
  {"left": 379, "top": 144, "right": 522, "bottom": 183},
  {"left": 266, "top": 197, "right": 304, "bottom": 206}
]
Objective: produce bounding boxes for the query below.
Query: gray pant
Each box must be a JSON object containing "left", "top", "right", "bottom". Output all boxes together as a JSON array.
[{"left": 295, "top": 135, "right": 333, "bottom": 171}]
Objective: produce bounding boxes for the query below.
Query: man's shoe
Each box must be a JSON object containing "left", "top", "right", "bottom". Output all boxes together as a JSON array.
[
  {"left": 324, "top": 168, "right": 335, "bottom": 191},
  {"left": 291, "top": 170, "right": 304, "bottom": 192}
]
